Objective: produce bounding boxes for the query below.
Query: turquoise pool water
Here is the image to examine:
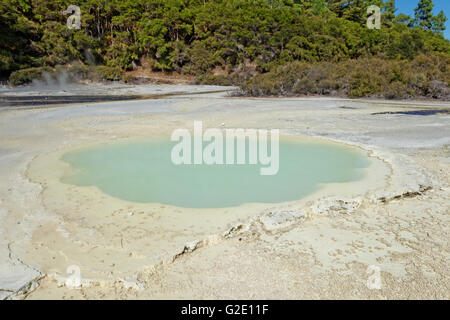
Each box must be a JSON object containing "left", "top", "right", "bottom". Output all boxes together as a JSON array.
[{"left": 61, "top": 139, "right": 370, "bottom": 208}]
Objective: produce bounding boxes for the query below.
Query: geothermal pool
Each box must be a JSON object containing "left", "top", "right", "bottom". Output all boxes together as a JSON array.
[{"left": 61, "top": 139, "right": 370, "bottom": 208}]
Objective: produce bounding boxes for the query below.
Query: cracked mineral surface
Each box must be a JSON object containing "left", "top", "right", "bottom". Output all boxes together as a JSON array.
[{"left": 0, "top": 84, "right": 448, "bottom": 299}]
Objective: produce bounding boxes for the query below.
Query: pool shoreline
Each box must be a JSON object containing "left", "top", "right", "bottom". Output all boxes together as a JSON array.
[
  {"left": 56, "top": 133, "right": 377, "bottom": 209},
  {"left": 21, "top": 131, "right": 392, "bottom": 294}
]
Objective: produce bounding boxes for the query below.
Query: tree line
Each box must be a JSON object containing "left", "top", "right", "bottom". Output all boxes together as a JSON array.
[{"left": 1, "top": 0, "right": 449, "bottom": 98}]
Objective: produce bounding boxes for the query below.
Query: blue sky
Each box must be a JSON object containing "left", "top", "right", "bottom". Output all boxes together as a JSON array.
[{"left": 395, "top": 0, "right": 450, "bottom": 39}]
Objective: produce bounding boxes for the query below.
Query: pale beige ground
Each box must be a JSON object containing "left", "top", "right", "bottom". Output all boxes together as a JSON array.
[{"left": 0, "top": 85, "right": 448, "bottom": 299}]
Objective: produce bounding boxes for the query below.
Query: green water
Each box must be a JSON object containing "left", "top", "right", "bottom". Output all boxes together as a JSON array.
[{"left": 61, "top": 139, "right": 370, "bottom": 208}]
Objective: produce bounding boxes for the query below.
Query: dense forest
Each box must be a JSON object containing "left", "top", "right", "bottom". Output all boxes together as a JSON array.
[{"left": 1, "top": 0, "right": 449, "bottom": 98}]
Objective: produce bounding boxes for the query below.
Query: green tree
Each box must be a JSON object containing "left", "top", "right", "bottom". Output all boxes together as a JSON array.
[
  {"left": 382, "top": 0, "right": 397, "bottom": 23},
  {"left": 412, "top": 0, "right": 447, "bottom": 34},
  {"left": 394, "top": 13, "right": 411, "bottom": 25},
  {"left": 431, "top": 10, "right": 447, "bottom": 34},
  {"left": 412, "top": 0, "right": 435, "bottom": 30},
  {"left": 0, "top": 0, "right": 39, "bottom": 76},
  {"left": 1, "top": 0, "right": 450, "bottom": 82}
]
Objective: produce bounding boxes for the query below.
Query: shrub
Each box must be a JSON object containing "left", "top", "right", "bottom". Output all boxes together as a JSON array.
[
  {"left": 95, "top": 66, "right": 123, "bottom": 81},
  {"left": 183, "top": 41, "right": 219, "bottom": 76},
  {"left": 197, "top": 75, "right": 233, "bottom": 86},
  {"left": 196, "top": 73, "right": 252, "bottom": 87},
  {"left": 239, "top": 54, "right": 450, "bottom": 100},
  {"left": 383, "top": 82, "right": 412, "bottom": 99},
  {"left": 67, "top": 63, "right": 90, "bottom": 80},
  {"left": 427, "top": 80, "right": 450, "bottom": 99},
  {"left": 121, "top": 74, "right": 138, "bottom": 84},
  {"left": 9, "top": 67, "right": 51, "bottom": 85}
]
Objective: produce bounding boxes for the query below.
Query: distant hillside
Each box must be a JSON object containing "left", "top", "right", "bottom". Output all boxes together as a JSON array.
[{"left": 1, "top": 0, "right": 449, "bottom": 98}]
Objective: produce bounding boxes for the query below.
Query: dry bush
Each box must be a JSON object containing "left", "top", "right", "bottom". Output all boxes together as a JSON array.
[{"left": 240, "top": 54, "right": 450, "bottom": 100}]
